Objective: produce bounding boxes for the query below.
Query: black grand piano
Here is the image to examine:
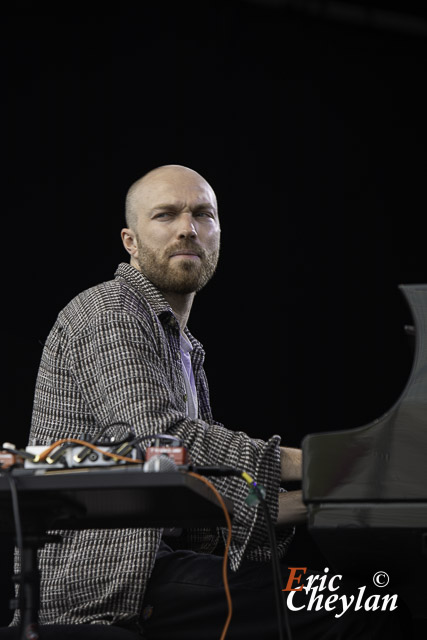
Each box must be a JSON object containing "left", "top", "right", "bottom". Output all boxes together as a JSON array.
[{"left": 302, "top": 284, "right": 427, "bottom": 620}]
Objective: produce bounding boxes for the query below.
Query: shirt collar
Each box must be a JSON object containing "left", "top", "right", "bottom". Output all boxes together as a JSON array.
[{"left": 180, "top": 331, "right": 193, "bottom": 354}]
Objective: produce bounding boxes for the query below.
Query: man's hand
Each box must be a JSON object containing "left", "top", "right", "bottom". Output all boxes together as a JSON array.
[
  {"left": 277, "top": 490, "right": 307, "bottom": 527},
  {"left": 280, "top": 446, "right": 302, "bottom": 482}
]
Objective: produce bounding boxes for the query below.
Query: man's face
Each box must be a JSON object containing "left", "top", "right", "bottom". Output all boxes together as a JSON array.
[{"left": 128, "top": 170, "right": 220, "bottom": 295}]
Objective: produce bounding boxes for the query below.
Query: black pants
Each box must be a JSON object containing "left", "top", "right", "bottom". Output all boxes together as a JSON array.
[{"left": 141, "top": 545, "right": 412, "bottom": 640}]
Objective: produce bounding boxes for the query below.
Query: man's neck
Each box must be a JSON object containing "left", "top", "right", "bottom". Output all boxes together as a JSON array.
[
  {"left": 162, "top": 291, "right": 195, "bottom": 332},
  {"left": 129, "top": 259, "right": 195, "bottom": 332}
]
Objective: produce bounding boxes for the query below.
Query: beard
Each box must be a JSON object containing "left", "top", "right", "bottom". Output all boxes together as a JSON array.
[{"left": 135, "top": 236, "right": 220, "bottom": 295}]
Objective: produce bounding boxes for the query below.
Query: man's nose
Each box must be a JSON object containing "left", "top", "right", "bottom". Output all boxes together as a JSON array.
[{"left": 177, "top": 213, "right": 197, "bottom": 238}]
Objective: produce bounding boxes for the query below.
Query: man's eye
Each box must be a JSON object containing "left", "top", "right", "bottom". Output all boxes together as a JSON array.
[{"left": 154, "top": 212, "right": 173, "bottom": 219}]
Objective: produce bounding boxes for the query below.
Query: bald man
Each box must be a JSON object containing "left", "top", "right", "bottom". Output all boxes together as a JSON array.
[{"left": 13, "top": 166, "right": 406, "bottom": 639}]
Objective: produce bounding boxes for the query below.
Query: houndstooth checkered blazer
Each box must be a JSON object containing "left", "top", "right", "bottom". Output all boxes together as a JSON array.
[{"left": 14, "top": 263, "right": 293, "bottom": 630}]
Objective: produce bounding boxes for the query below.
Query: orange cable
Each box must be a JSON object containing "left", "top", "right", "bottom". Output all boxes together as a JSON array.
[
  {"left": 33, "top": 438, "right": 145, "bottom": 464},
  {"left": 187, "top": 471, "right": 233, "bottom": 640}
]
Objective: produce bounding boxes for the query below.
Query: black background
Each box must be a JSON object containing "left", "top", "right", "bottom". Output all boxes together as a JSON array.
[
  {"left": 3, "top": 0, "right": 426, "bottom": 449},
  {"left": 1, "top": 0, "right": 427, "bottom": 628}
]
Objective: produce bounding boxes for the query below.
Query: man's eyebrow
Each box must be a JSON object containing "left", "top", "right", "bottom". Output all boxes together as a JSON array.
[
  {"left": 192, "top": 202, "right": 216, "bottom": 211},
  {"left": 150, "top": 202, "right": 216, "bottom": 212},
  {"left": 150, "top": 202, "right": 184, "bottom": 211}
]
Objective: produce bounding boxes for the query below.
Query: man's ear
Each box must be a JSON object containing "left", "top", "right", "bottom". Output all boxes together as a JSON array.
[{"left": 121, "top": 228, "right": 138, "bottom": 257}]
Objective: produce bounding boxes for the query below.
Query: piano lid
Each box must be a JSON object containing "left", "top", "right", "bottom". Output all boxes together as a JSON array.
[{"left": 302, "top": 284, "right": 427, "bottom": 503}]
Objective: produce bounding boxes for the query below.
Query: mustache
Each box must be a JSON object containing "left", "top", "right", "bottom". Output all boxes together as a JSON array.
[{"left": 167, "top": 241, "right": 206, "bottom": 259}]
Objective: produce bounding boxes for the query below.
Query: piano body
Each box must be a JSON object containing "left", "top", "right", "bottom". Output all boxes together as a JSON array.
[{"left": 302, "top": 284, "right": 427, "bottom": 619}]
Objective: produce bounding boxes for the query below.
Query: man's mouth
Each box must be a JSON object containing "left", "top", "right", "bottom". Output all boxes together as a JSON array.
[{"left": 169, "top": 250, "right": 201, "bottom": 259}]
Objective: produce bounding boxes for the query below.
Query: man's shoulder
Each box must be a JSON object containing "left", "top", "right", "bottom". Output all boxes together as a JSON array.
[
  {"left": 57, "top": 265, "right": 157, "bottom": 335},
  {"left": 66, "top": 277, "right": 121, "bottom": 313}
]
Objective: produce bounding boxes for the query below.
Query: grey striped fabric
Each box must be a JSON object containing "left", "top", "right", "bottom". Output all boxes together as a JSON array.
[{"left": 13, "top": 263, "right": 293, "bottom": 628}]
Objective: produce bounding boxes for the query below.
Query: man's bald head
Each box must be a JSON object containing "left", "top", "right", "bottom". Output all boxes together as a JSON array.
[
  {"left": 121, "top": 163, "right": 220, "bottom": 298},
  {"left": 125, "top": 164, "right": 217, "bottom": 231}
]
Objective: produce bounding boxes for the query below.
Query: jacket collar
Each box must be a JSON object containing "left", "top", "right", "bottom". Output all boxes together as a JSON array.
[
  {"left": 114, "top": 262, "right": 204, "bottom": 355},
  {"left": 115, "top": 262, "right": 172, "bottom": 317}
]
